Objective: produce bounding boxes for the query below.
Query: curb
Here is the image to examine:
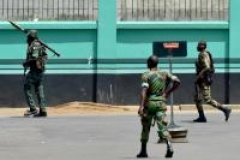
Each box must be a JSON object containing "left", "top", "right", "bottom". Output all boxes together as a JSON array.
[
  {"left": 178, "top": 104, "right": 240, "bottom": 111},
  {"left": 116, "top": 104, "right": 240, "bottom": 112}
]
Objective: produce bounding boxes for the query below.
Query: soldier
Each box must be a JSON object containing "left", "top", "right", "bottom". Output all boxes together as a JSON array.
[
  {"left": 193, "top": 41, "right": 231, "bottom": 122},
  {"left": 23, "top": 30, "right": 48, "bottom": 117},
  {"left": 137, "top": 55, "right": 180, "bottom": 158}
]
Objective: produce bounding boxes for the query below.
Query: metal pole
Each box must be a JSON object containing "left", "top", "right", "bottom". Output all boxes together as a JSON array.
[
  {"left": 169, "top": 54, "right": 175, "bottom": 126},
  {"left": 166, "top": 46, "right": 188, "bottom": 143},
  {"left": 167, "top": 49, "right": 179, "bottom": 128}
]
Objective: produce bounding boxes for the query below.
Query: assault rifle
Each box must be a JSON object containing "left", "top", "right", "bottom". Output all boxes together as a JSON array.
[{"left": 8, "top": 20, "right": 60, "bottom": 57}]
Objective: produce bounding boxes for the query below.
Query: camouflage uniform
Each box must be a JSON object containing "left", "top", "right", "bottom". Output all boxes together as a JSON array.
[
  {"left": 23, "top": 30, "right": 48, "bottom": 117},
  {"left": 140, "top": 71, "right": 176, "bottom": 144},
  {"left": 137, "top": 55, "right": 179, "bottom": 158},
  {"left": 195, "top": 51, "right": 221, "bottom": 108},
  {"left": 194, "top": 49, "right": 231, "bottom": 122}
]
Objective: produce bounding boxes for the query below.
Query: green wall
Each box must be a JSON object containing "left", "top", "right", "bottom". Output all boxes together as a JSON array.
[
  {"left": 0, "top": 22, "right": 97, "bottom": 74},
  {"left": 229, "top": 0, "right": 240, "bottom": 73},
  {"left": 0, "top": 0, "right": 239, "bottom": 74},
  {"left": 116, "top": 22, "right": 229, "bottom": 73}
]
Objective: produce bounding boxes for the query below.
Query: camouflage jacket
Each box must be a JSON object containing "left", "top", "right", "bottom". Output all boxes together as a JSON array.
[{"left": 141, "top": 70, "right": 177, "bottom": 101}]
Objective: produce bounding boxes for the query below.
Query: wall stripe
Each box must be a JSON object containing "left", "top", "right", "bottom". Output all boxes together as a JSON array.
[{"left": 1, "top": 58, "right": 240, "bottom": 65}]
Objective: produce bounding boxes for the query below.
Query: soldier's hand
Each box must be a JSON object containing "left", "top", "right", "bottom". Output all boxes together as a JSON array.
[
  {"left": 194, "top": 94, "right": 200, "bottom": 101},
  {"left": 22, "top": 62, "right": 27, "bottom": 68},
  {"left": 138, "top": 106, "right": 144, "bottom": 116},
  {"left": 162, "top": 92, "right": 169, "bottom": 99}
]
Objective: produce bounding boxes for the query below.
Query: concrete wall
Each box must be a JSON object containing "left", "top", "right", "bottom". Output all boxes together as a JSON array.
[
  {"left": 0, "top": 0, "right": 98, "bottom": 20},
  {"left": 119, "top": 0, "right": 229, "bottom": 20},
  {"left": 0, "top": 0, "right": 229, "bottom": 21}
]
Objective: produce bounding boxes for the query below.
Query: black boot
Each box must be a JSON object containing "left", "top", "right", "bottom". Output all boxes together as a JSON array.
[
  {"left": 24, "top": 108, "right": 38, "bottom": 117},
  {"left": 137, "top": 143, "right": 148, "bottom": 158},
  {"left": 34, "top": 110, "right": 47, "bottom": 117},
  {"left": 219, "top": 106, "right": 231, "bottom": 122},
  {"left": 165, "top": 139, "right": 174, "bottom": 158},
  {"left": 193, "top": 110, "right": 207, "bottom": 123}
]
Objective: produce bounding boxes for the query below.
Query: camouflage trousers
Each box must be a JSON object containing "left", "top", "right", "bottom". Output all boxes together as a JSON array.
[
  {"left": 140, "top": 100, "right": 171, "bottom": 143},
  {"left": 194, "top": 83, "right": 222, "bottom": 111},
  {"left": 24, "top": 71, "right": 46, "bottom": 112}
]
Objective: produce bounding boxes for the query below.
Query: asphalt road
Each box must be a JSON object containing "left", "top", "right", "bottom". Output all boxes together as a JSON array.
[{"left": 0, "top": 112, "right": 239, "bottom": 160}]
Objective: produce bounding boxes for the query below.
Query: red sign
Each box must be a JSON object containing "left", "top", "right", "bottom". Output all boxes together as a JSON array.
[{"left": 163, "top": 42, "right": 180, "bottom": 49}]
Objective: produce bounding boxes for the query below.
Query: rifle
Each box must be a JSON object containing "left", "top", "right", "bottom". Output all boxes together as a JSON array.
[{"left": 8, "top": 20, "right": 60, "bottom": 57}]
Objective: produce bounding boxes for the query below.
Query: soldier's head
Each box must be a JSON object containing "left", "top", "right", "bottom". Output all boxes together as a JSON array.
[
  {"left": 27, "top": 30, "right": 38, "bottom": 44},
  {"left": 197, "top": 40, "right": 207, "bottom": 52},
  {"left": 147, "top": 55, "right": 159, "bottom": 69}
]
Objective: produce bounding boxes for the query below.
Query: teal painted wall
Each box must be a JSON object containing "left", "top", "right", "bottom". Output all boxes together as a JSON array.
[
  {"left": 0, "top": 22, "right": 97, "bottom": 74},
  {"left": 116, "top": 23, "right": 229, "bottom": 73},
  {"left": 229, "top": 0, "right": 240, "bottom": 73},
  {"left": 0, "top": 21, "right": 230, "bottom": 74},
  {"left": 97, "top": 0, "right": 117, "bottom": 59},
  {"left": 0, "top": 0, "right": 239, "bottom": 75}
]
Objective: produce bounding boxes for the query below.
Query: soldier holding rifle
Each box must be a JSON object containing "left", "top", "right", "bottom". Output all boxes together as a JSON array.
[{"left": 9, "top": 21, "right": 60, "bottom": 117}]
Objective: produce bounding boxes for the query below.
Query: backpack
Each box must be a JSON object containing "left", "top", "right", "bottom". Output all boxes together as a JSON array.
[
  {"left": 205, "top": 51, "right": 215, "bottom": 85},
  {"left": 206, "top": 51, "right": 215, "bottom": 74}
]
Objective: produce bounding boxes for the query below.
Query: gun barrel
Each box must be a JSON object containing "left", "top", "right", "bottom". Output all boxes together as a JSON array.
[
  {"left": 8, "top": 20, "right": 28, "bottom": 34},
  {"left": 40, "top": 41, "right": 60, "bottom": 57},
  {"left": 8, "top": 20, "right": 61, "bottom": 57}
]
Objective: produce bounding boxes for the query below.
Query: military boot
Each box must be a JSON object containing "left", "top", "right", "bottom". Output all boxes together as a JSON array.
[
  {"left": 24, "top": 108, "right": 38, "bottom": 117},
  {"left": 34, "top": 110, "right": 47, "bottom": 117},
  {"left": 193, "top": 110, "right": 207, "bottom": 123},
  {"left": 136, "top": 143, "right": 148, "bottom": 158},
  {"left": 165, "top": 139, "right": 174, "bottom": 158},
  {"left": 219, "top": 105, "right": 231, "bottom": 122}
]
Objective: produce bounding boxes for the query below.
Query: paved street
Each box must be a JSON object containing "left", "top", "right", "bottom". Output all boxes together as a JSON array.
[{"left": 0, "top": 112, "right": 239, "bottom": 160}]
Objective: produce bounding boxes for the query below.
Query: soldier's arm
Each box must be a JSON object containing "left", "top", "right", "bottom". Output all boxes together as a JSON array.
[
  {"left": 163, "top": 73, "right": 180, "bottom": 98},
  {"left": 23, "top": 48, "right": 32, "bottom": 67},
  {"left": 138, "top": 73, "right": 149, "bottom": 116},
  {"left": 138, "top": 87, "right": 148, "bottom": 116}
]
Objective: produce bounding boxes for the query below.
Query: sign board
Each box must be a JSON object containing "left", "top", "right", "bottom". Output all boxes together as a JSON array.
[{"left": 153, "top": 41, "right": 187, "bottom": 57}]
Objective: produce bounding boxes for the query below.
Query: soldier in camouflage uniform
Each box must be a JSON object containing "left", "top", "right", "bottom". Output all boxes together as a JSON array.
[
  {"left": 193, "top": 41, "right": 231, "bottom": 122},
  {"left": 23, "top": 30, "right": 48, "bottom": 117},
  {"left": 137, "top": 55, "right": 180, "bottom": 158}
]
